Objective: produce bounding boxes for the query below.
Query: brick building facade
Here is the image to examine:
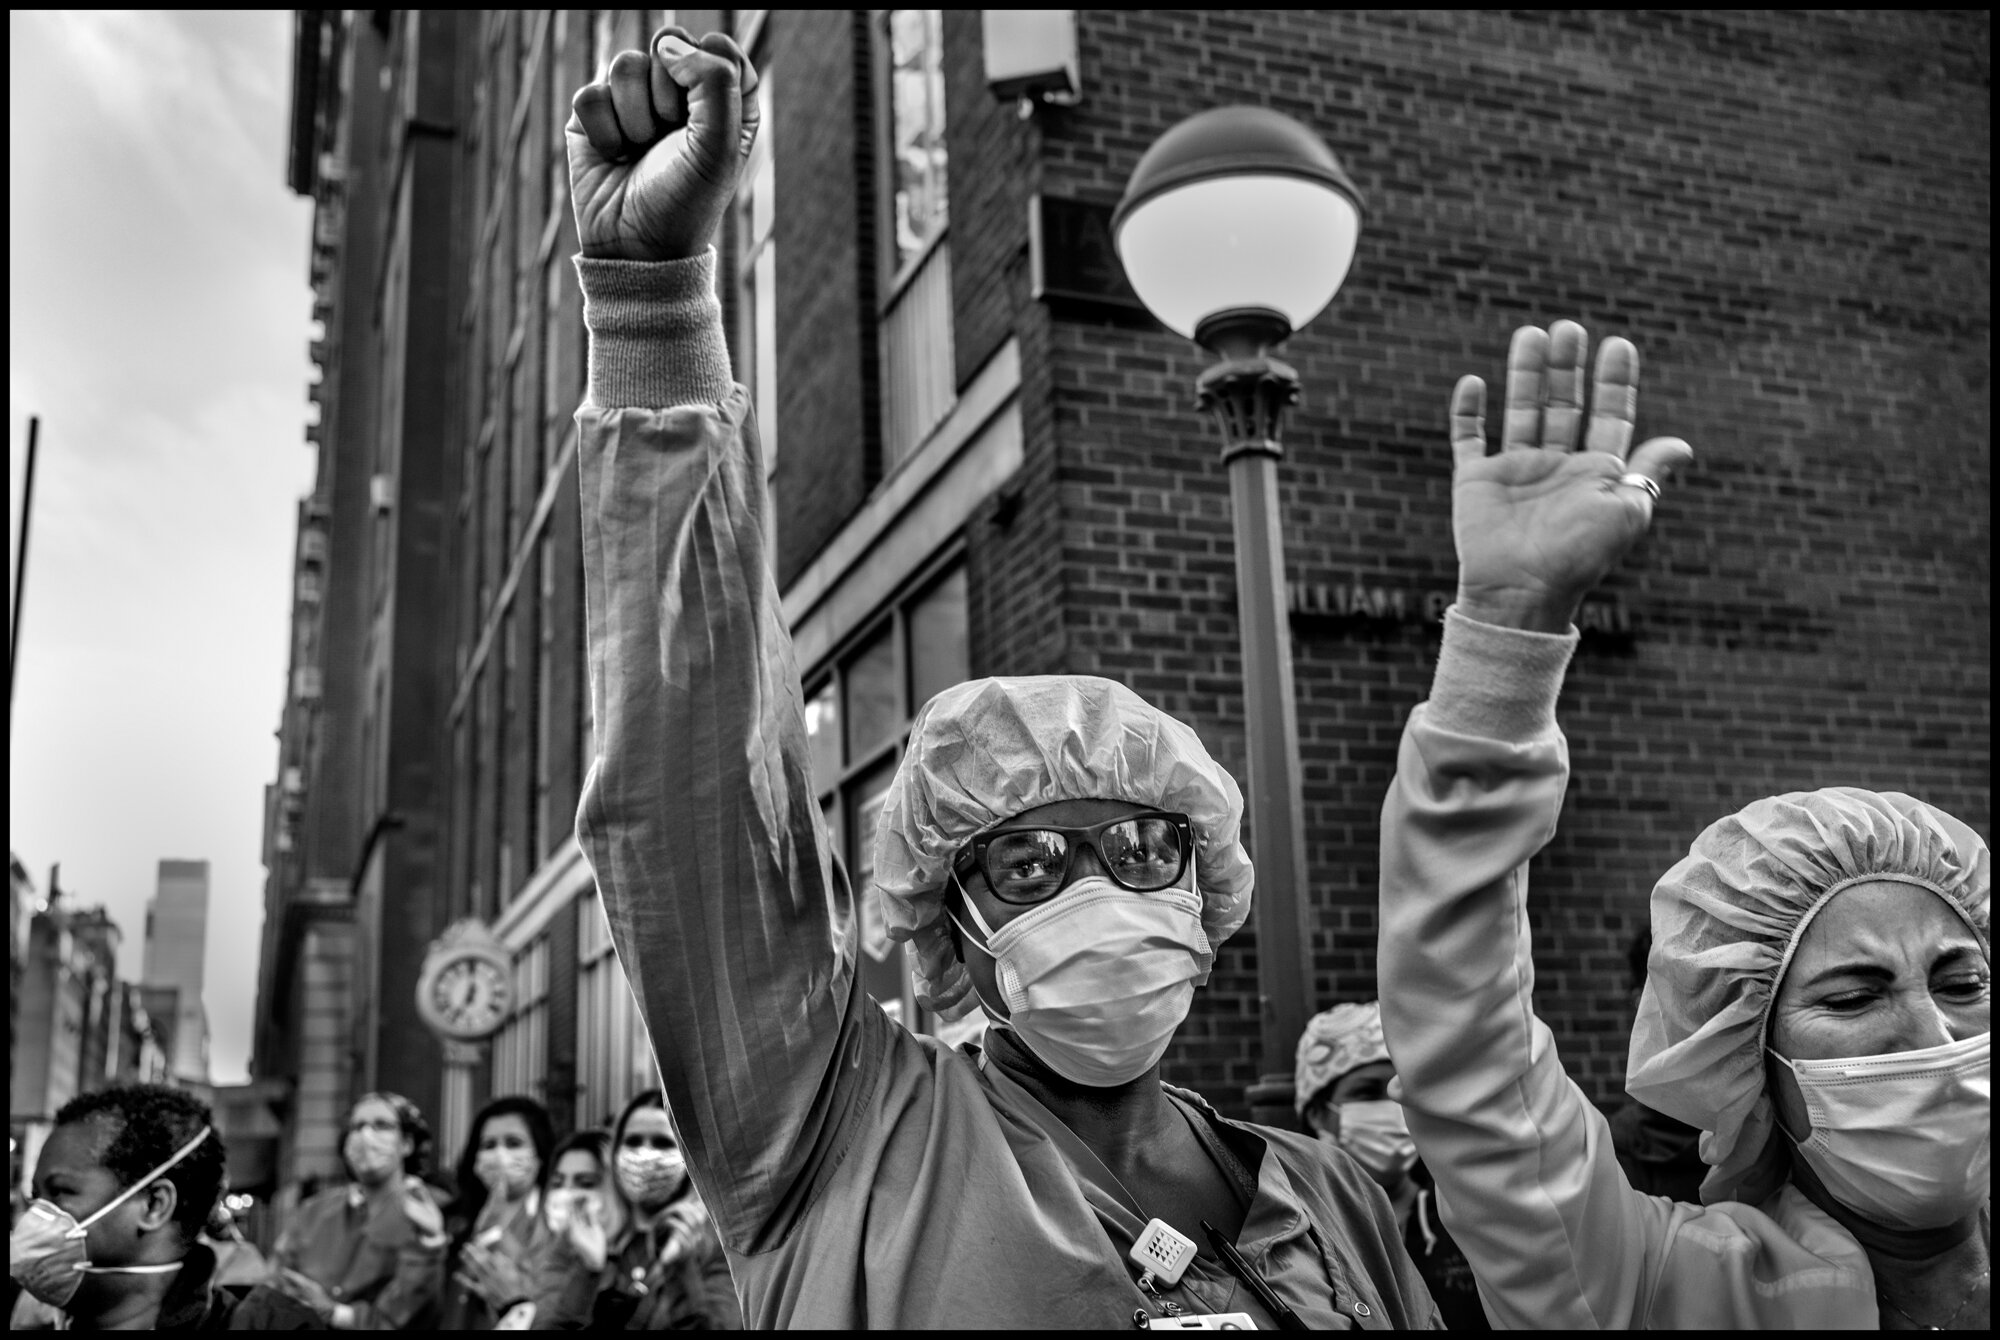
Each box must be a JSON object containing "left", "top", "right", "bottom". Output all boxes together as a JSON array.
[{"left": 260, "top": 6, "right": 1987, "bottom": 1198}]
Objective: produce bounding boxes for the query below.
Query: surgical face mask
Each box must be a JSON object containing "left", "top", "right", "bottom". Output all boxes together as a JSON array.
[
  {"left": 8, "top": 1125, "right": 211, "bottom": 1310},
  {"left": 344, "top": 1127, "right": 402, "bottom": 1181},
  {"left": 951, "top": 871, "right": 1211, "bottom": 1088},
  {"left": 1333, "top": 1100, "right": 1418, "bottom": 1188},
  {"left": 1770, "top": 1031, "right": 1989, "bottom": 1231},
  {"left": 474, "top": 1145, "right": 540, "bottom": 1197},
  {"left": 614, "top": 1148, "right": 686, "bottom": 1208}
]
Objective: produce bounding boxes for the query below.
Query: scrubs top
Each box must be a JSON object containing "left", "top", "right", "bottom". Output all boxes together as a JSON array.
[
  {"left": 570, "top": 252, "right": 1444, "bottom": 1330},
  {"left": 1377, "top": 608, "right": 1897, "bottom": 1329},
  {"left": 273, "top": 1184, "right": 442, "bottom": 1330}
]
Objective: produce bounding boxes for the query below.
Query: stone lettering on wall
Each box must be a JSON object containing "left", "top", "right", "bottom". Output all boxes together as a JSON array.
[{"left": 1286, "top": 580, "right": 1633, "bottom": 641}]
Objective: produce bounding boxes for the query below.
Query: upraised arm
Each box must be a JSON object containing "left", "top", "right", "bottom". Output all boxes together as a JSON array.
[
  {"left": 567, "top": 28, "right": 863, "bottom": 1252},
  {"left": 1379, "top": 321, "right": 1693, "bottom": 1327}
]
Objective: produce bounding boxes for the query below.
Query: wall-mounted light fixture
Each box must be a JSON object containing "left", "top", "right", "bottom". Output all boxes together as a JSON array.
[{"left": 982, "top": 11, "right": 1081, "bottom": 119}]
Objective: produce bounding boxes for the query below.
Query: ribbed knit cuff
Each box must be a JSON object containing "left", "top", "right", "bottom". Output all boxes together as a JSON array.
[
  {"left": 574, "top": 249, "right": 734, "bottom": 409},
  {"left": 1426, "top": 605, "right": 1579, "bottom": 742}
]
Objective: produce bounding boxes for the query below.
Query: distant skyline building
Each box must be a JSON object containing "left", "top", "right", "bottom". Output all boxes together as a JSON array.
[{"left": 144, "top": 858, "right": 211, "bottom": 1085}]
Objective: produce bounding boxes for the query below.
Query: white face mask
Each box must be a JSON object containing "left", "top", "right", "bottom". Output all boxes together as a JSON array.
[
  {"left": 474, "top": 1145, "right": 540, "bottom": 1198},
  {"left": 545, "top": 1189, "right": 604, "bottom": 1235},
  {"left": 1770, "top": 1030, "right": 1989, "bottom": 1230},
  {"left": 614, "top": 1148, "right": 687, "bottom": 1207},
  {"left": 952, "top": 872, "right": 1211, "bottom": 1088},
  {"left": 344, "top": 1127, "right": 402, "bottom": 1181},
  {"left": 1333, "top": 1100, "right": 1419, "bottom": 1188}
]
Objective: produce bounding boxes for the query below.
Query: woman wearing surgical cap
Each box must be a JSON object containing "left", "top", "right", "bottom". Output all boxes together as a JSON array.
[
  {"left": 563, "top": 25, "right": 1439, "bottom": 1329},
  {"left": 1377, "top": 320, "right": 1989, "bottom": 1328},
  {"left": 1294, "top": 1003, "right": 1490, "bottom": 1330}
]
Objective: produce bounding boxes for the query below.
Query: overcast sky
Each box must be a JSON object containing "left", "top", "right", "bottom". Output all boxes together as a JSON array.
[{"left": 10, "top": 11, "right": 315, "bottom": 1086}]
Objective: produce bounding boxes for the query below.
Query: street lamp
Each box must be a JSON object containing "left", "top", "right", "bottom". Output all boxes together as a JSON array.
[{"left": 1113, "top": 106, "right": 1365, "bottom": 1130}]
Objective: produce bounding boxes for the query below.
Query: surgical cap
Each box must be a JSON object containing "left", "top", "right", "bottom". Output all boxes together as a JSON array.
[
  {"left": 1294, "top": 1002, "right": 1390, "bottom": 1117},
  {"left": 1626, "top": 788, "right": 1989, "bottom": 1207},
  {"left": 873, "top": 675, "right": 1254, "bottom": 1020}
]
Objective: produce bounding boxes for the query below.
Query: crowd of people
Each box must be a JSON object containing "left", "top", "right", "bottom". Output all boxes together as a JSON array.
[
  {"left": 8, "top": 1084, "right": 738, "bottom": 1332},
  {"left": 11, "top": 22, "right": 1986, "bottom": 1332}
]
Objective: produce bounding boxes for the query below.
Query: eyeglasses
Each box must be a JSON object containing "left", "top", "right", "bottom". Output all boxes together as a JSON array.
[{"left": 954, "top": 810, "right": 1194, "bottom": 905}]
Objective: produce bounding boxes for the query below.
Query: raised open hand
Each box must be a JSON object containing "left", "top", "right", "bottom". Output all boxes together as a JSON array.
[
  {"left": 566, "top": 27, "right": 760, "bottom": 261},
  {"left": 1448, "top": 321, "right": 1693, "bottom": 632}
]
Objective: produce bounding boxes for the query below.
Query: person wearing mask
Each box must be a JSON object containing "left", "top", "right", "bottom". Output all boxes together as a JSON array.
[
  {"left": 445, "top": 1096, "right": 553, "bottom": 1330},
  {"left": 530, "top": 1095, "right": 740, "bottom": 1330},
  {"left": 1377, "top": 318, "right": 1989, "bottom": 1327},
  {"left": 8, "top": 1083, "right": 321, "bottom": 1330},
  {"left": 562, "top": 27, "right": 1441, "bottom": 1328},
  {"left": 270, "top": 1091, "right": 446, "bottom": 1329},
  {"left": 1294, "top": 1004, "right": 1489, "bottom": 1330}
]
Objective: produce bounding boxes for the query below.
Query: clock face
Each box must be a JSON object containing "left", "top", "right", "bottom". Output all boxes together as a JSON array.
[{"left": 429, "top": 955, "right": 512, "bottom": 1037}]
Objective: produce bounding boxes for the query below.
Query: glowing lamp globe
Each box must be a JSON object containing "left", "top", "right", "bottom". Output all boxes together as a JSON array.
[{"left": 1113, "top": 106, "right": 1365, "bottom": 353}]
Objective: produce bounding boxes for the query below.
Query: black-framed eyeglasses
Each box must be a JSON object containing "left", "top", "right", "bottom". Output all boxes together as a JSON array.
[{"left": 954, "top": 810, "right": 1194, "bottom": 906}]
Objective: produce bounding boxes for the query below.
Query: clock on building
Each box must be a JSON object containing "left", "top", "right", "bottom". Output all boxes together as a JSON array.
[{"left": 414, "top": 923, "right": 514, "bottom": 1042}]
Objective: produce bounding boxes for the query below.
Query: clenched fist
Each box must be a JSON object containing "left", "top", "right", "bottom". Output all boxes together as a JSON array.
[{"left": 566, "top": 27, "right": 761, "bottom": 262}]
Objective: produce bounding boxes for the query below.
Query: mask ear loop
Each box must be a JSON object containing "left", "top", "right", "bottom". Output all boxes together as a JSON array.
[{"left": 74, "top": 1125, "right": 213, "bottom": 1233}]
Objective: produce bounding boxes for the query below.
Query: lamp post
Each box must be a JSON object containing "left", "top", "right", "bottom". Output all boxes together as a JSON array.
[{"left": 1113, "top": 107, "right": 1365, "bottom": 1130}]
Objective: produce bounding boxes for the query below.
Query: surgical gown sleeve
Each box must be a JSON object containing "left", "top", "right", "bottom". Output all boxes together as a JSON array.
[
  {"left": 571, "top": 250, "right": 860, "bottom": 1254},
  {"left": 1377, "top": 607, "right": 1878, "bottom": 1330}
]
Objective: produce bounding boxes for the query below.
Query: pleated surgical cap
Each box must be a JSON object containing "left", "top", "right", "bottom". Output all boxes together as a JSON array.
[
  {"left": 1625, "top": 788, "right": 1989, "bottom": 1206},
  {"left": 873, "top": 676, "right": 1254, "bottom": 1020},
  {"left": 1294, "top": 1002, "right": 1390, "bottom": 1117}
]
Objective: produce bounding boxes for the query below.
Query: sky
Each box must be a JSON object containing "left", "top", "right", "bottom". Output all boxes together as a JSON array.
[{"left": 9, "top": 11, "right": 317, "bottom": 1086}]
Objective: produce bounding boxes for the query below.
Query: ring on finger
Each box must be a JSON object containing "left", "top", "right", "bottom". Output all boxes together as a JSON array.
[{"left": 1617, "top": 471, "right": 1661, "bottom": 503}]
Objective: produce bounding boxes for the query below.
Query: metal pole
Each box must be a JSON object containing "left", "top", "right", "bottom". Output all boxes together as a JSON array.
[
  {"left": 1225, "top": 443, "right": 1316, "bottom": 1131},
  {"left": 11, "top": 415, "right": 40, "bottom": 729}
]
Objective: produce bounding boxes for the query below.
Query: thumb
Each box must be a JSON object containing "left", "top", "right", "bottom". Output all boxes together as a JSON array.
[{"left": 1624, "top": 436, "right": 1693, "bottom": 488}]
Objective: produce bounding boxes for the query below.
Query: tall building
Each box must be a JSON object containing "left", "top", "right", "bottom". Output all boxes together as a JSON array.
[
  {"left": 143, "top": 859, "right": 211, "bottom": 1086},
  {"left": 261, "top": 9, "right": 1988, "bottom": 1204}
]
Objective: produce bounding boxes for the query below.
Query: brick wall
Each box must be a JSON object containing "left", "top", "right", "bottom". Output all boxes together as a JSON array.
[{"left": 955, "top": 10, "right": 1989, "bottom": 1115}]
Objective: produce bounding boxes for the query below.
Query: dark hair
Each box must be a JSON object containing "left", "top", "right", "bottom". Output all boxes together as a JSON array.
[
  {"left": 53, "top": 1084, "right": 223, "bottom": 1243},
  {"left": 1627, "top": 927, "right": 1654, "bottom": 995},
  {"left": 451, "top": 1095, "right": 554, "bottom": 1233},
  {"left": 609, "top": 1089, "right": 674, "bottom": 1156},
  {"left": 540, "top": 1129, "right": 611, "bottom": 1196},
  {"left": 347, "top": 1091, "right": 433, "bottom": 1178}
]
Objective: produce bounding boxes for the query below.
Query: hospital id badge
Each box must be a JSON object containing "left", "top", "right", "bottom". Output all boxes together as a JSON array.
[{"left": 1144, "top": 1312, "right": 1258, "bottom": 1329}]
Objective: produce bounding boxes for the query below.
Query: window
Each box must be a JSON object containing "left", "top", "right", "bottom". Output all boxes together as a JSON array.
[
  {"left": 804, "top": 556, "right": 969, "bottom": 1034},
  {"left": 883, "top": 10, "right": 948, "bottom": 276},
  {"left": 576, "top": 895, "right": 660, "bottom": 1128},
  {"left": 875, "top": 10, "right": 955, "bottom": 469},
  {"left": 493, "top": 934, "right": 551, "bottom": 1100}
]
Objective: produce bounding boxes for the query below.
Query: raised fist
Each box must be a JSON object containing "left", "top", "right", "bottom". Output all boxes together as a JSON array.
[{"left": 566, "top": 27, "right": 761, "bottom": 262}]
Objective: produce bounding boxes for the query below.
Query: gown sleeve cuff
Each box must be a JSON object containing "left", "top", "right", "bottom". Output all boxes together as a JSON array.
[
  {"left": 1425, "top": 604, "right": 1579, "bottom": 742},
  {"left": 574, "top": 248, "right": 734, "bottom": 409}
]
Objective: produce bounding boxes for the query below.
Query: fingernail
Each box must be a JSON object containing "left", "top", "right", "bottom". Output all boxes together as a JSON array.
[{"left": 657, "top": 35, "right": 695, "bottom": 59}]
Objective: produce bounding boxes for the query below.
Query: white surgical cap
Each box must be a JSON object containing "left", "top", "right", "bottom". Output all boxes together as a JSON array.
[
  {"left": 873, "top": 675, "right": 1254, "bottom": 1020},
  {"left": 1626, "top": 788, "right": 1989, "bottom": 1207},
  {"left": 1294, "top": 1002, "right": 1390, "bottom": 1117}
]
